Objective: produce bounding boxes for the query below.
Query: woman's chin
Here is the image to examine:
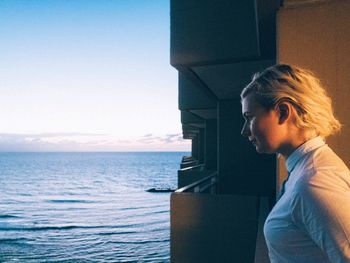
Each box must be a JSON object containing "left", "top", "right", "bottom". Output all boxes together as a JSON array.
[
  {"left": 254, "top": 144, "right": 263, "bottom": 153},
  {"left": 255, "top": 145, "right": 274, "bottom": 154},
  {"left": 255, "top": 147, "right": 264, "bottom": 153}
]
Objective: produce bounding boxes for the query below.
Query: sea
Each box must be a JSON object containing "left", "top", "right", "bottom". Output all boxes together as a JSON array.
[{"left": 0, "top": 152, "right": 187, "bottom": 262}]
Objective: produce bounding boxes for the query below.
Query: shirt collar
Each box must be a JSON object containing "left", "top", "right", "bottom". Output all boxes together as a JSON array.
[{"left": 285, "top": 136, "right": 325, "bottom": 173}]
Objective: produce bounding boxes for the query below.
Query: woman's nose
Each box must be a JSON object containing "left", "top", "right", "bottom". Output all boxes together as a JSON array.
[{"left": 241, "top": 122, "right": 250, "bottom": 137}]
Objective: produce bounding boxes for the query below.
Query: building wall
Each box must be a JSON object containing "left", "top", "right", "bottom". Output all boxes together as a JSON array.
[{"left": 277, "top": 0, "right": 350, "bottom": 188}]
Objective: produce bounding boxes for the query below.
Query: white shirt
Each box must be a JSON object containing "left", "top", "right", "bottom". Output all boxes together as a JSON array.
[{"left": 264, "top": 136, "right": 350, "bottom": 263}]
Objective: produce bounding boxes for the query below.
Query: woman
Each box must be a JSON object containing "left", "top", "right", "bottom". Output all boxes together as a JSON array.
[{"left": 240, "top": 64, "right": 350, "bottom": 263}]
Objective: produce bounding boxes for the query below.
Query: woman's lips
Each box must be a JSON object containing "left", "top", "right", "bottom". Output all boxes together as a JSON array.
[{"left": 249, "top": 139, "right": 257, "bottom": 146}]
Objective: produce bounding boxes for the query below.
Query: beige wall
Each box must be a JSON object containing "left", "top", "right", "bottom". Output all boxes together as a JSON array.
[{"left": 277, "top": 0, "right": 350, "bottom": 188}]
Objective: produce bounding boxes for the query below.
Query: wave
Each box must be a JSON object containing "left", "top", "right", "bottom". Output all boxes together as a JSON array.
[
  {"left": 0, "top": 225, "right": 111, "bottom": 232},
  {"left": 18, "top": 193, "right": 33, "bottom": 196},
  {"left": 0, "top": 221, "right": 168, "bottom": 232},
  {"left": 98, "top": 230, "right": 137, "bottom": 236},
  {"left": 47, "top": 199, "right": 96, "bottom": 204},
  {"left": 107, "top": 239, "right": 170, "bottom": 245},
  {"left": 0, "top": 237, "right": 34, "bottom": 243},
  {"left": 119, "top": 204, "right": 167, "bottom": 211},
  {"left": 0, "top": 214, "right": 21, "bottom": 219}
]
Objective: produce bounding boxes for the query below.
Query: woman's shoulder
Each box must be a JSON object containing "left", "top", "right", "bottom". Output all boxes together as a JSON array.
[
  {"left": 293, "top": 145, "right": 350, "bottom": 196},
  {"left": 312, "top": 145, "right": 350, "bottom": 172}
]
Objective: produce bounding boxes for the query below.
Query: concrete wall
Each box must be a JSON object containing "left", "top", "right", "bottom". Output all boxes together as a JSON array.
[
  {"left": 171, "top": 193, "right": 259, "bottom": 263},
  {"left": 217, "top": 99, "right": 276, "bottom": 197},
  {"left": 204, "top": 119, "right": 217, "bottom": 170},
  {"left": 170, "top": 1, "right": 280, "bottom": 262},
  {"left": 171, "top": 0, "right": 259, "bottom": 66}
]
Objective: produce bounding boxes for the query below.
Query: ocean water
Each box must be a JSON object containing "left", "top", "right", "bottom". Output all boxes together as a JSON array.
[{"left": 0, "top": 152, "right": 186, "bottom": 262}]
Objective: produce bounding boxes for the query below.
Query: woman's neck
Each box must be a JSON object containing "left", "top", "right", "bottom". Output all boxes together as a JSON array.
[{"left": 279, "top": 129, "right": 318, "bottom": 159}]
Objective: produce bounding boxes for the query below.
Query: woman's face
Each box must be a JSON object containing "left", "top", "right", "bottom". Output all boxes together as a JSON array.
[{"left": 241, "top": 93, "right": 284, "bottom": 154}]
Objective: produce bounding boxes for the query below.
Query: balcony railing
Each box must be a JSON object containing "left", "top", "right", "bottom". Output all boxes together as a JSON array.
[
  {"left": 175, "top": 171, "right": 217, "bottom": 193},
  {"left": 179, "top": 163, "right": 203, "bottom": 172},
  {"left": 180, "top": 160, "right": 199, "bottom": 169}
]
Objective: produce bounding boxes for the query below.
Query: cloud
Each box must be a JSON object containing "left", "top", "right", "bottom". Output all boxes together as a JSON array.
[
  {"left": 0, "top": 132, "right": 190, "bottom": 152},
  {"left": 137, "top": 133, "right": 162, "bottom": 144},
  {"left": 136, "top": 133, "right": 186, "bottom": 145},
  {"left": 164, "top": 133, "right": 183, "bottom": 143}
]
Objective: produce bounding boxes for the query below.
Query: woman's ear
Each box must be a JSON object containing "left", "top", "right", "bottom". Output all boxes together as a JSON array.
[{"left": 277, "top": 102, "right": 291, "bottom": 124}]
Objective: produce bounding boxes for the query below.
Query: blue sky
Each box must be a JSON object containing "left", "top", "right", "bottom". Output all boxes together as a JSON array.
[{"left": 0, "top": 0, "right": 190, "bottom": 151}]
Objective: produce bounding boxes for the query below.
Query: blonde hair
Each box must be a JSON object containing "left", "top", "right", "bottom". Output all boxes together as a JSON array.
[{"left": 241, "top": 64, "right": 341, "bottom": 138}]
